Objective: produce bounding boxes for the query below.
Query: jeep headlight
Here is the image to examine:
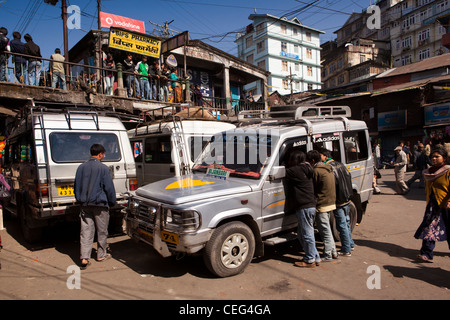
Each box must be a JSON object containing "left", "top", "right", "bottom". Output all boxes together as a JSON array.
[
  {"left": 128, "top": 199, "right": 140, "bottom": 216},
  {"left": 164, "top": 209, "right": 200, "bottom": 232}
]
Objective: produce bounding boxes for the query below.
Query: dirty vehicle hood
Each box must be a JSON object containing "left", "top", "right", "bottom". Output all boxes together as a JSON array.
[{"left": 135, "top": 174, "right": 255, "bottom": 205}]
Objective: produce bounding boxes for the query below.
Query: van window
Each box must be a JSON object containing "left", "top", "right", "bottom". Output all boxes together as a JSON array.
[
  {"left": 312, "top": 132, "right": 342, "bottom": 162},
  {"left": 144, "top": 135, "right": 172, "bottom": 163},
  {"left": 343, "top": 130, "right": 368, "bottom": 163},
  {"left": 49, "top": 133, "right": 121, "bottom": 162}
]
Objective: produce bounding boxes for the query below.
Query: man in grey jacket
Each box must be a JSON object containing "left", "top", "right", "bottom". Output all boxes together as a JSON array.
[{"left": 75, "top": 144, "right": 116, "bottom": 269}]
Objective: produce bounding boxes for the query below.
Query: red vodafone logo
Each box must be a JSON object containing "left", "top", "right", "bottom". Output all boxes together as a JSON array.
[{"left": 100, "top": 11, "right": 145, "bottom": 33}]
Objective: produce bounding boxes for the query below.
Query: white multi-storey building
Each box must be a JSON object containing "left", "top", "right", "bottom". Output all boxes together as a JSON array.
[{"left": 235, "top": 14, "right": 324, "bottom": 97}]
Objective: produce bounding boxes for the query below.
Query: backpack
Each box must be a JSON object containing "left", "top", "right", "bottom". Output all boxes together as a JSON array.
[{"left": 328, "top": 160, "right": 353, "bottom": 204}]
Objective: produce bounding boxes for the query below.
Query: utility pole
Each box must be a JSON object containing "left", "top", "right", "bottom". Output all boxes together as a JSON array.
[
  {"left": 62, "top": 0, "right": 69, "bottom": 75},
  {"left": 96, "top": 0, "right": 102, "bottom": 80},
  {"left": 149, "top": 20, "right": 176, "bottom": 38}
]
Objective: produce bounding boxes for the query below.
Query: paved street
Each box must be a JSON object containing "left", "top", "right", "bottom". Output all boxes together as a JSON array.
[{"left": 0, "top": 168, "right": 449, "bottom": 301}]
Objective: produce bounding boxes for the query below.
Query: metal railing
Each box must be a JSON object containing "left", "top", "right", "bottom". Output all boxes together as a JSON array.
[{"left": 0, "top": 51, "right": 265, "bottom": 115}]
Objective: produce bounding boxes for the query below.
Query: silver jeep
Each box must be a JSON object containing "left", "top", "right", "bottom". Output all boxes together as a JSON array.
[{"left": 125, "top": 106, "right": 373, "bottom": 277}]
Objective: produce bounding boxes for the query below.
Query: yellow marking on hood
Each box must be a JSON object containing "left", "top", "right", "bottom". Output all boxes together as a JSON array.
[{"left": 165, "top": 178, "right": 215, "bottom": 189}]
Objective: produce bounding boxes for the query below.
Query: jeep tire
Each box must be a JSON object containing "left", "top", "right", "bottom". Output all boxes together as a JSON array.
[{"left": 203, "top": 221, "right": 255, "bottom": 278}]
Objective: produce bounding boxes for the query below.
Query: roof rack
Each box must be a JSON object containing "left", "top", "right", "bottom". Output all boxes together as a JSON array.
[{"left": 237, "top": 105, "right": 352, "bottom": 134}]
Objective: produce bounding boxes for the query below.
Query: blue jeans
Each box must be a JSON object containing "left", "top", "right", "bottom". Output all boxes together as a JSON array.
[
  {"left": 52, "top": 72, "right": 67, "bottom": 90},
  {"left": 0, "top": 58, "right": 7, "bottom": 82},
  {"left": 139, "top": 78, "right": 149, "bottom": 99},
  {"left": 126, "top": 74, "right": 137, "bottom": 97},
  {"left": 296, "top": 207, "right": 320, "bottom": 263},
  {"left": 15, "top": 62, "right": 27, "bottom": 84},
  {"left": 315, "top": 211, "right": 337, "bottom": 259},
  {"left": 28, "top": 61, "right": 41, "bottom": 86},
  {"left": 334, "top": 203, "right": 354, "bottom": 253}
]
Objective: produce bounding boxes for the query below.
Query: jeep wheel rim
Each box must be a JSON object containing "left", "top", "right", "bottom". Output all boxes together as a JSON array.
[{"left": 221, "top": 233, "right": 249, "bottom": 269}]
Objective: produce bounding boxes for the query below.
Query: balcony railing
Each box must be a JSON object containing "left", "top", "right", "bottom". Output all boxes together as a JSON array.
[{"left": 0, "top": 51, "right": 265, "bottom": 116}]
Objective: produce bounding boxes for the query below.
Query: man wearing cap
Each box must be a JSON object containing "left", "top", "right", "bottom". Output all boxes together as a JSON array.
[{"left": 393, "top": 145, "right": 409, "bottom": 195}]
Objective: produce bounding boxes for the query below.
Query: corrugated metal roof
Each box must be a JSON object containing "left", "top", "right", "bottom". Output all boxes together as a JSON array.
[{"left": 376, "top": 54, "right": 450, "bottom": 79}]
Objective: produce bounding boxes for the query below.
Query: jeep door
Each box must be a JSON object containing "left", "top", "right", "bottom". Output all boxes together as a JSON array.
[{"left": 261, "top": 137, "right": 308, "bottom": 236}]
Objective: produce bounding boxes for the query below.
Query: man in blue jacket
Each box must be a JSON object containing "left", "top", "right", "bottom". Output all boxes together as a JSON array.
[{"left": 75, "top": 144, "right": 116, "bottom": 269}]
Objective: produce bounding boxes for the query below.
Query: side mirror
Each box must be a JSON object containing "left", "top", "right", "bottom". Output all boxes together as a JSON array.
[{"left": 268, "top": 166, "right": 285, "bottom": 181}]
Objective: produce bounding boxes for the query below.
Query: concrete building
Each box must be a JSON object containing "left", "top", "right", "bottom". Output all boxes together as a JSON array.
[
  {"left": 390, "top": 0, "right": 449, "bottom": 67},
  {"left": 235, "top": 13, "right": 324, "bottom": 97}
]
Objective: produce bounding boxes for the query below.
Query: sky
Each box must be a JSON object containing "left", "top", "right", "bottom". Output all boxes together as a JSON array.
[{"left": 0, "top": 0, "right": 375, "bottom": 61}]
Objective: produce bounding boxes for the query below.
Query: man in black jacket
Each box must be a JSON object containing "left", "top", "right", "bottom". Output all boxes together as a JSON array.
[
  {"left": 10, "top": 32, "right": 26, "bottom": 83},
  {"left": 23, "top": 33, "right": 41, "bottom": 86},
  {"left": 319, "top": 148, "right": 354, "bottom": 256},
  {"left": 0, "top": 27, "right": 10, "bottom": 82},
  {"left": 285, "top": 150, "right": 321, "bottom": 267}
]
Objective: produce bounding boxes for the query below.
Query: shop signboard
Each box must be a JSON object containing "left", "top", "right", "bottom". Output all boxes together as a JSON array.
[
  {"left": 100, "top": 11, "right": 145, "bottom": 33},
  {"left": 378, "top": 110, "right": 406, "bottom": 131},
  {"left": 109, "top": 27, "right": 161, "bottom": 59},
  {"left": 424, "top": 103, "right": 450, "bottom": 126}
]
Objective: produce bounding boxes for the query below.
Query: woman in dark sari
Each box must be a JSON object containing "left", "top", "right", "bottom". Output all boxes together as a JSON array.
[{"left": 414, "top": 146, "right": 450, "bottom": 262}]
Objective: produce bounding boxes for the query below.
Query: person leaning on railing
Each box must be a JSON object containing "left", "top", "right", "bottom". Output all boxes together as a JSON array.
[
  {"left": 23, "top": 33, "right": 42, "bottom": 86},
  {"left": 50, "top": 48, "right": 67, "bottom": 90},
  {"left": 0, "top": 27, "right": 10, "bottom": 82}
]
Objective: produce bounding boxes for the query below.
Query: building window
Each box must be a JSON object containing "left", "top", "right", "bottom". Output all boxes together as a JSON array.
[
  {"left": 257, "top": 60, "right": 266, "bottom": 70},
  {"left": 360, "top": 55, "right": 366, "bottom": 63},
  {"left": 402, "top": 54, "right": 412, "bottom": 66},
  {"left": 306, "top": 48, "right": 312, "bottom": 59},
  {"left": 418, "top": 29, "right": 430, "bottom": 41},
  {"left": 246, "top": 36, "right": 253, "bottom": 49},
  {"left": 293, "top": 28, "right": 298, "bottom": 36},
  {"left": 282, "top": 60, "right": 288, "bottom": 72},
  {"left": 402, "top": 36, "right": 412, "bottom": 48},
  {"left": 419, "top": 48, "right": 430, "bottom": 60},
  {"left": 307, "top": 66, "right": 313, "bottom": 77},
  {"left": 256, "top": 40, "right": 265, "bottom": 53},
  {"left": 256, "top": 23, "right": 265, "bottom": 35},
  {"left": 294, "top": 45, "right": 299, "bottom": 53},
  {"left": 295, "top": 63, "right": 300, "bottom": 72},
  {"left": 307, "top": 83, "right": 313, "bottom": 91},
  {"left": 282, "top": 79, "right": 289, "bottom": 90},
  {"left": 281, "top": 24, "right": 287, "bottom": 34},
  {"left": 305, "top": 32, "right": 312, "bottom": 41},
  {"left": 281, "top": 42, "right": 287, "bottom": 53},
  {"left": 247, "top": 54, "right": 254, "bottom": 65}
]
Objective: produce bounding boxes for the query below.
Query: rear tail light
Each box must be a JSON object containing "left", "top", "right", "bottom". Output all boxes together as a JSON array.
[
  {"left": 129, "top": 178, "right": 138, "bottom": 191},
  {"left": 36, "top": 183, "right": 49, "bottom": 198}
]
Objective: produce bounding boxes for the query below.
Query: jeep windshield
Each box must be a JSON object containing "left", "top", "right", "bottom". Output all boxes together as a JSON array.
[{"left": 192, "top": 131, "right": 276, "bottom": 179}]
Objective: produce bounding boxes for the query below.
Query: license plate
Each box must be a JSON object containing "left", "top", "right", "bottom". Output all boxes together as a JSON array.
[
  {"left": 161, "top": 230, "right": 179, "bottom": 245},
  {"left": 58, "top": 184, "right": 74, "bottom": 196},
  {"left": 137, "top": 228, "right": 153, "bottom": 243}
]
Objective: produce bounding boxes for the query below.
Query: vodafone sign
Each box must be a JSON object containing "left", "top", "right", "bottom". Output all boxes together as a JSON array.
[{"left": 100, "top": 11, "right": 145, "bottom": 33}]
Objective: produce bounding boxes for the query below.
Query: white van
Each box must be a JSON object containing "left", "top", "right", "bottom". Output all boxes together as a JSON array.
[
  {"left": 128, "top": 118, "right": 236, "bottom": 186},
  {"left": 4, "top": 107, "right": 137, "bottom": 242}
]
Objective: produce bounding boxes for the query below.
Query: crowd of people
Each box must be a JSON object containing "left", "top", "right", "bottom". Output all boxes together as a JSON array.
[
  {"left": 285, "top": 148, "right": 354, "bottom": 268},
  {"left": 374, "top": 136, "right": 450, "bottom": 265}
]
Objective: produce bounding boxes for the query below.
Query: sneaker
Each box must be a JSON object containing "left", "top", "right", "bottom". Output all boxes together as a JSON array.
[{"left": 338, "top": 251, "right": 352, "bottom": 257}]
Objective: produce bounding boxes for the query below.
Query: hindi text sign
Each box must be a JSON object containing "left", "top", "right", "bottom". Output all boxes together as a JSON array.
[{"left": 109, "top": 27, "right": 161, "bottom": 59}]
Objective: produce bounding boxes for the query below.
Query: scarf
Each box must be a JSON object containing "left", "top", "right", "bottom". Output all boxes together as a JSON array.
[{"left": 423, "top": 164, "right": 450, "bottom": 182}]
